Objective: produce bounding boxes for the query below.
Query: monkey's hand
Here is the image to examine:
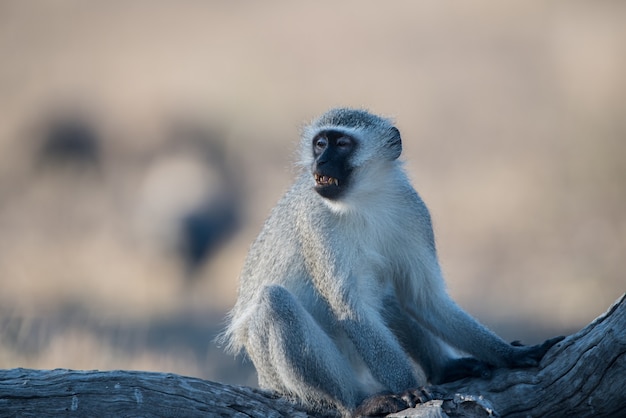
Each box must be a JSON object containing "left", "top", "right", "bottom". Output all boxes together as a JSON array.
[
  {"left": 507, "top": 335, "right": 565, "bottom": 368},
  {"left": 353, "top": 387, "right": 435, "bottom": 417}
]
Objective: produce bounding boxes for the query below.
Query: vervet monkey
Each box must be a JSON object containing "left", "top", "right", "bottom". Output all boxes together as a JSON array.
[{"left": 222, "top": 108, "right": 563, "bottom": 416}]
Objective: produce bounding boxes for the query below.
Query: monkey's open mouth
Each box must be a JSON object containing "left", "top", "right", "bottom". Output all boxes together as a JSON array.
[
  {"left": 314, "top": 173, "right": 339, "bottom": 187},
  {"left": 314, "top": 171, "right": 347, "bottom": 200}
]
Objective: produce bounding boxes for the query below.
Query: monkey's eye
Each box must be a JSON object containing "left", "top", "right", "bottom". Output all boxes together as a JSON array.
[
  {"left": 336, "top": 136, "right": 352, "bottom": 149},
  {"left": 314, "top": 137, "right": 328, "bottom": 151}
]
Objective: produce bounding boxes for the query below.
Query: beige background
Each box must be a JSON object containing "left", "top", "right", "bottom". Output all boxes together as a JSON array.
[{"left": 0, "top": 1, "right": 624, "bottom": 387}]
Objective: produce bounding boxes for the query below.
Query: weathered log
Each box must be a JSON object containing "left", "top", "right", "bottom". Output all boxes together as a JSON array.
[
  {"left": 0, "top": 368, "right": 314, "bottom": 417},
  {"left": 399, "top": 293, "right": 626, "bottom": 417},
  {"left": 0, "top": 294, "right": 624, "bottom": 418}
]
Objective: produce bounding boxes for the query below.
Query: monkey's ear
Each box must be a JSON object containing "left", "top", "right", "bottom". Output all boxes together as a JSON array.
[{"left": 387, "top": 127, "right": 402, "bottom": 160}]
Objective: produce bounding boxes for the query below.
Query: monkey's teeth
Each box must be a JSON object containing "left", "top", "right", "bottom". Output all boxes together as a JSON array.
[{"left": 314, "top": 174, "right": 338, "bottom": 186}]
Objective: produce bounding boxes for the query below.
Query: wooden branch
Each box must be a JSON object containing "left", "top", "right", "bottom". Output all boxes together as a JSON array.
[
  {"left": 0, "top": 294, "right": 624, "bottom": 417},
  {"left": 0, "top": 368, "right": 315, "bottom": 417},
  {"left": 396, "top": 293, "right": 626, "bottom": 417}
]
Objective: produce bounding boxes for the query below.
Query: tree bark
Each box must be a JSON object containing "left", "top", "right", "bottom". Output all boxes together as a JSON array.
[
  {"left": 403, "top": 293, "right": 626, "bottom": 418},
  {"left": 0, "top": 368, "right": 314, "bottom": 417},
  {"left": 0, "top": 294, "right": 624, "bottom": 418}
]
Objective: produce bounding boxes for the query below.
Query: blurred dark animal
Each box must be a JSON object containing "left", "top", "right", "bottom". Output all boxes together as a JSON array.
[
  {"left": 170, "top": 123, "right": 241, "bottom": 276},
  {"left": 138, "top": 121, "right": 242, "bottom": 278},
  {"left": 36, "top": 114, "right": 101, "bottom": 171},
  {"left": 181, "top": 201, "right": 239, "bottom": 275}
]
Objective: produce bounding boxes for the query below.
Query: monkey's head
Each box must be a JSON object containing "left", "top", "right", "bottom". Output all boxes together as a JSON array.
[{"left": 300, "top": 108, "right": 402, "bottom": 205}]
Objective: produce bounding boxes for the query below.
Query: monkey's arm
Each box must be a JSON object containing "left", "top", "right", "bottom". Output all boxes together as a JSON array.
[{"left": 411, "top": 297, "right": 562, "bottom": 368}]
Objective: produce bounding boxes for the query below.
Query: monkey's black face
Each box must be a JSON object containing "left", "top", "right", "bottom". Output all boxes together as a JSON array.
[{"left": 311, "top": 130, "right": 355, "bottom": 200}]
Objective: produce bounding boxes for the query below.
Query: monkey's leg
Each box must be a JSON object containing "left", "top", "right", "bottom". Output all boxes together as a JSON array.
[
  {"left": 401, "top": 321, "right": 492, "bottom": 384},
  {"left": 384, "top": 298, "right": 491, "bottom": 384},
  {"left": 247, "top": 284, "right": 361, "bottom": 411}
]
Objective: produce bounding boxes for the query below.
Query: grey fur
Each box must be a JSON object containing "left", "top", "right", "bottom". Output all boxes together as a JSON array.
[{"left": 221, "top": 108, "right": 561, "bottom": 416}]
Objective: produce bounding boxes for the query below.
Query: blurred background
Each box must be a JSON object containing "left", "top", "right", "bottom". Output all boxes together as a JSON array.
[{"left": 0, "top": 1, "right": 624, "bottom": 388}]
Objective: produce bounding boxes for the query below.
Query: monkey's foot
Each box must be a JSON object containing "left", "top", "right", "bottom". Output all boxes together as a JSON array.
[
  {"left": 439, "top": 357, "right": 493, "bottom": 383},
  {"left": 353, "top": 387, "right": 433, "bottom": 417}
]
